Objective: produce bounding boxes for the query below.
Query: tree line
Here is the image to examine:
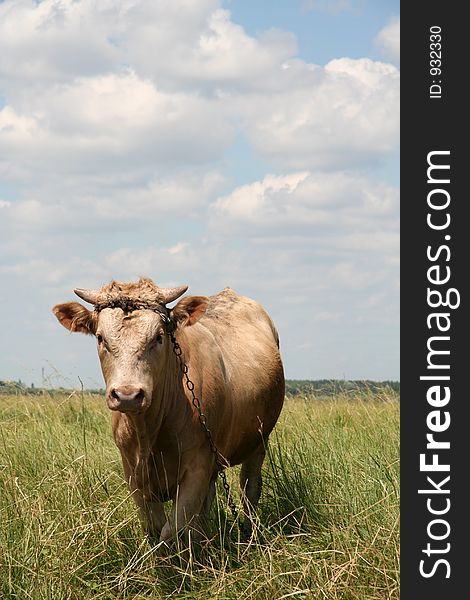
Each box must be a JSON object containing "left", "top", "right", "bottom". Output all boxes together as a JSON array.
[{"left": 1, "top": 378, "right": 399, "bottom": 397}]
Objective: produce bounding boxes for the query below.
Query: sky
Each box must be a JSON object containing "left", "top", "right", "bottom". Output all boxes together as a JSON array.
[{"left": 0, "top": 0, "right": 400, "bottom": 388}]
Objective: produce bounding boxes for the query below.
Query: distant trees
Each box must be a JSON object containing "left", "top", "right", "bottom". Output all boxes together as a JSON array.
[
  {"left": 0, "top": 380, "right": 105, "bottom": 396},
  {"left": 285, "top": 379, "right": 400, "bottom": 398},
  {"left": 0, "top": 380, "right": 29, "bottom": 394},
  {"left": 0, "top": 378, "right": 399, "bottom": 398}
]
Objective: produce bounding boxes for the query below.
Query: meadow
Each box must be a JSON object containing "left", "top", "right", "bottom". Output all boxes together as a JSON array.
[{"left": 0, "top": 389, "right": 399, "bottom": 599}]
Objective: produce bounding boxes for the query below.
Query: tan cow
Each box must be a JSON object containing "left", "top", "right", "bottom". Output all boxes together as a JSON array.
[{"left": 53, "top": 277, "right": 285, "bottom": 543}]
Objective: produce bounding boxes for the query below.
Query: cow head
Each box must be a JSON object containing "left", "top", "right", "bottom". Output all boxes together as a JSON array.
[{"left": 52, "top": 278, "right": 207, "bottom": 413}]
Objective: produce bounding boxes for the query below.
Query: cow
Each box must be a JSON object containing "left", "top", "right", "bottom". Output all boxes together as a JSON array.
[{"left": 52, "top": 277, "right": 285, "bottom": 544}]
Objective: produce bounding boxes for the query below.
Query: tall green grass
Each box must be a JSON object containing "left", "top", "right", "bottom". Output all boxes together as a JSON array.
[{"left": 0, "top": 391, "right": 399, "bottom": 599}]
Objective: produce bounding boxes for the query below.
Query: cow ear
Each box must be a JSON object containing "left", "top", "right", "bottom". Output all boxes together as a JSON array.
[
  {"left": 171, "top": 296, "right": 208, "bottom": 327},
  {"left": 52, "top": 302, "right": 97, "bottom": 335}
]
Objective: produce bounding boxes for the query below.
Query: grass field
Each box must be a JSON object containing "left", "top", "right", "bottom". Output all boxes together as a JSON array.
[{"left": 0, "top": 390, "right": 399, "bottom": 599}]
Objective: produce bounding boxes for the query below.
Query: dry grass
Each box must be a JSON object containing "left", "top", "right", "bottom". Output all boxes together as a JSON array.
[{"left": 0, "top": 389, "right": 399, "bottom": 599}]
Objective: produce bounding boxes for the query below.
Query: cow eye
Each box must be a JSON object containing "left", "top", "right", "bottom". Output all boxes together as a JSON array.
[
  {"left": 96, "top": 334, "right": 110, "bottom": 353},
  {"left": 97, "top": 334, "right": 108, "bottom": 349},
  {"left": 156, "top": 334, "right": 163, "bottom": 345}
]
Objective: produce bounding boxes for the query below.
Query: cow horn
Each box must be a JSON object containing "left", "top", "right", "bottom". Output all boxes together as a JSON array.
[
  {"left": 159, "top": 285, "right": 189, "bottom": 304},
  {"left": 74, "top": 288, "right": 104, "bottom": 305}
]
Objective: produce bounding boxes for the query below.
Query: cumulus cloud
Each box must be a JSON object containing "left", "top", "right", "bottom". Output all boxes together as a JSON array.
[
  {"left": 2, "top": 168, "right": 398, "bottom": 299},
  {"left": 123, "top": 8, "right": 298, "bottom": 92},
  {"left": 0, "top": 1, "right": 296, "bottom": 94},
  {"left": 0, "top": 0, "right": 119, "bottom": 88},
  {"left": 0, "top": 71, "right": 233, "bottom": 180},
  {"left": 236, "top": 58, "right": 399, "bottom": 170},
  {"left": 0, "top": 172, "right": 225, "bottom": 248},
  {"left": 101, "top": 243, "right": 200, "bottom": 285},
  {"left": 206, "top": 169, "right": 399, "bottom": 368},
  {"left": 375, "top": 17, "right": 400, "bottom": 64},
  {"left": 0, "top": 258, "right": 68, "bottom": 284},
  {"left": 211, "top": 171, "right": 398, "bottom": 237},
  {"left": 1, "top": 180, "right": 399, "bottom": 381},
  {"left": 0, "top": 0, "right": 399, "bottom": 381},
  {"left": 0, "top": 1, "right": 399, "bottom": 185},
  {"left": 212, "top": 172, "right": 310, "bottom": 221}
]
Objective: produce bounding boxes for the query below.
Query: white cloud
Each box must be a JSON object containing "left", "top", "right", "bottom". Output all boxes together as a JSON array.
[
  {"left": 124, "top": 8, "right": 298, "bottom": 91},
  {"left": 211, "top": 171, "right": 398, "bottom": 238},
  {"left": 0, "top": 0, "right": 399, "bottom": 381},
  {"left": 0, "top": 1, "right": 399, "bottom": 183},
  {"left": 327, "top": 260, "right": 378, "bottom": 290},
  {"left": 0, "top": 257, "right": 68, "bottom": 284},
  {"left": 102, "top": 243, "right": 198, "bottom": 279},
  {"left": 206, "top": 171, "right": 399, "bottom": 340},
  {"left": 375, "top": 17, "right": 400, "bottom": 65},
  {"left": 0, "top": 1, "right": 296, "bottom": 94},
  {"left": 212, "top": 172, "right": 309, "bottom": 220},
  {"left": 2, "top": 169, "right": 399, "bottom": 301},
  {"left": 0, "top": 71, "right": 233, "bottom": 179},
  {"left": 0, "top": 171, "right": 226, "bottom": 240},
  {"left": 237, "top": 58, "right": 399, "bottom": 170},
  {"left": 0, "top": 0, "right": 120, "bottom": 87}
]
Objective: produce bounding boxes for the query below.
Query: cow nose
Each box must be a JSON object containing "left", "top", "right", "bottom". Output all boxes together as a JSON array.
[
  {"left": 108, "top": 386, "right": 146, "bottom": 412},
  {"left": 112, "top": 387, "right": 144, "bottom": 403}
]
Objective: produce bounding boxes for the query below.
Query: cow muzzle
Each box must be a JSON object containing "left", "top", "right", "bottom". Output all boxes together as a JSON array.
[{"left": 107, "top": 386, "right": 148, "bottom": 413}]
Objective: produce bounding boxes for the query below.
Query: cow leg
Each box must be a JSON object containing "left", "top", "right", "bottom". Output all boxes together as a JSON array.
[
  {"left": 132, "top": 489, "right": 167, "bottom": 539},
  {"left": 159, "top": 466, "right": 210, "bottom": 545},
  {"left": 239, "top": 443, "right": 266, "bottom": 538},
  {"left": 202, "top": 475, "right": 217, "bottom": 520},
  {"left": 135, "top": 493, "right": 167, "bottom": 540},
  {"left": 120, "top": 452, "right": 166, "bottom": 539}
]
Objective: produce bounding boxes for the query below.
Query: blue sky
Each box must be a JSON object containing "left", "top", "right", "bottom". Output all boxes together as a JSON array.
[
  {"left": 225, "top": 0, "right": 398, "bottom": 64},
  {"left": 0, "top": 0, "right": 399, "bottom": 387}
]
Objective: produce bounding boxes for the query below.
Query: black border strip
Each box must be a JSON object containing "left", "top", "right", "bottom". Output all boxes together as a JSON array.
[{"left": 401, "top": 4, "right": 467, "bottom": 597}]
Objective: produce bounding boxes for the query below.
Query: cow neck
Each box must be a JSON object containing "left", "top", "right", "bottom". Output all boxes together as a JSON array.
[{"left": 125, "top": 342, "right": 193, "bottom": 461}]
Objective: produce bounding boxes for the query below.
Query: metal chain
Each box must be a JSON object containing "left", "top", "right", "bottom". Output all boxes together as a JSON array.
[{"left": 167, "top": 329, "right": 239, "bottom": 521}]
